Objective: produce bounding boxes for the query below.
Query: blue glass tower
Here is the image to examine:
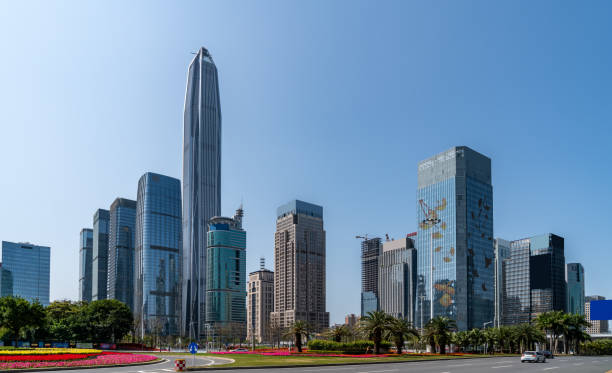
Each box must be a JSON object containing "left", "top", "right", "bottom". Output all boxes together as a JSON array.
[
  {"left": 107, "top": 198, "right": 137, "bottom": 309},
  {"left": 206, "top": 208, "right": 246, "bottom": 339},
  {"left": 182, "top": 46, "right": 222, "bottom": 338},
  {"left": 79, "top": 228, "right": 94, "bottom": 302},
  {"left": 135, "top": 173, "right": 182, "bottom": 337},
  {"left": 416, "top": 146, "right": 494, "bottom": 330},
  {"left": 0, "top": 241, "right": 50, "bottom": 306},
  {"left": 92, "top": 209, "right": 110, "bottom": 300},
  {"left": 566, "top": 263, "right": 585, "bottom": 315}
]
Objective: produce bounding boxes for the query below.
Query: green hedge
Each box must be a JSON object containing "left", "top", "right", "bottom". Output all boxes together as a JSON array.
[
  {"left": 581, "top": 340, "right": 612, "bottom": 355},
  {"left": 307, "top": 340, "right": 391, "bottom": 354}
]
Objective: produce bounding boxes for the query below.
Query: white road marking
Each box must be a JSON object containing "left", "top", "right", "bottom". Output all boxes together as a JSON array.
[
  {"left": 356, "top": 370, "right": 397, "bottom": 373},
  {"left": 491, "top": 365, "right": 512, "bottom": 369},
  {"left": 542, "top": 367, "right": 559, "bottom": 371},
  {"left": 573, "top": 363, "right": 584, "bottom": 366}
]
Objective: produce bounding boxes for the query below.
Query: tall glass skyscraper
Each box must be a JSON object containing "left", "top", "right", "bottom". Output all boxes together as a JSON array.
[
  {"left": 79, "top": 228, "right": 94, "bottom": 302},
  {"left": 0, "top": 241, "right": 50, "bottom": 306},
  {"left": 494, "top": 238, "right": 511, "bottom": 327},
  {"left": 92, "top": 209, "right": 110, "bottom": 300},
  {"left": 566, "top": 263, "right": 585, "bottom": 315},
  {"left": 206, "top": 208, "right": 246, "bottom": 339},
  {"left": 182, "top": 46, "right": 222, "bottom": 338},
  {"left": 416, "top": 146, "right": 494, "bottom": 330},
  {"left": 107, "top": 198, "right": 136, "bottom": 309},
  {"left": 135, "top": 173, "right": 182, "bottom": 337}
]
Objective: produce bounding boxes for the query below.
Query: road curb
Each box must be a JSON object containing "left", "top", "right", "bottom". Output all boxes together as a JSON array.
[
  {"left": 187, "top": 355, "right": 510, "bottom": 371},
  {"left": 0, "top": 358, "right": 165, "bottom": 373}
]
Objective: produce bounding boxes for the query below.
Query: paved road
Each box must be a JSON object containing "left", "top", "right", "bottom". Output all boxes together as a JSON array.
[
  {"left": 197, "top": 356, "right": 612, "bottom": 373},
  {"left": 60, "top": 354, "right": 232, "bottom": 373}
]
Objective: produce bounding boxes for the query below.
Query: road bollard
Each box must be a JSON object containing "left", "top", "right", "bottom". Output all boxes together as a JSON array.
[{"left": 174, "top": 358, "right": 186, "bottom": 371}]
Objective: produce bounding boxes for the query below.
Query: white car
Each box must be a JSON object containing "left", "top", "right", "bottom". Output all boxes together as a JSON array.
[{"left": 521, "top": 351, "right": 546, "bottom": 363}]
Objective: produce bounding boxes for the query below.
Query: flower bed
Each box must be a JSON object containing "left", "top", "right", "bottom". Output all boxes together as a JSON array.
[
  {"left": 0, "top": 352, "right": 157, "bottom": 369},
  {"left": 0, "top": 348, "right": 101, "bottom": 355},
  {"left": 0, "top": 353, "right": 99, "bottom": 362}
]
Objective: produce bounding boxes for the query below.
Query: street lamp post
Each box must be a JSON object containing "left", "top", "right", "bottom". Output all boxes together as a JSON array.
[{"left": 483, "top": 321, "right": 493, "bottom": 354}]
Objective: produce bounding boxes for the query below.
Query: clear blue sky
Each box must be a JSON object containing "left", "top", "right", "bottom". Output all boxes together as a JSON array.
[{"left": 1, "top": 1, "right": 611, "bottom": 324}]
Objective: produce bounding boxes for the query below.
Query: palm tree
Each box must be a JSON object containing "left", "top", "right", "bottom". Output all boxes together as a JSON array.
[
  {"left": 360, "top": 311, "right": 391, "bottom": 354},
  {"left": 564, "top": 313, "right": 591, "bottom": 354},
  {"left": 514, "top": 323, "right": 545, "bottom": 353},
  {"left": 468, "top": 328, "right": 484, "bottom": 352},
  {"left": 326, "top": 325, "right": 348, "bottom": 342},
  {"left": 385, "top": 317, "right": 419, "bottom": 354},
  {"left": 452, "top": 330, "right": 470, "bottom": 352},
  {"left": 483, "top": 327, "right": 498, "bottom": 354},
  {"left": 424, "top": 316, "right": 457, "bottom": 354},
  {"left": 285, "top": 321, "right": 309, "bottom": 352},
  {"left": 535, "top": 311, "right": 565, "bottom": 353}
]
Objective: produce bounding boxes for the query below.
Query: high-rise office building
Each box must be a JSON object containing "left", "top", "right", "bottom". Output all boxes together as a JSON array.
[
  {"left": 585, "top": 295, "right": 608, "bottom": 334},
  {"left": 135, "top": 173, "right": 182, "bottom": 336},
  {"left": 494, "top": 238, "right": 511, "bottom": 327},
  {"left": 107, "top": 198, "right": 137, "bottom": 309},
  {"left": 271, "top": 200, "right": 329, "bottom": 332},
  {"left": 361, "top": 237, "right": 382, "bottom": 316},
  {"left": 378, "top": 236, "right": 417, "bottom": 324},
  {"left": 502, "top": 234, "right": 567, "bottom": 325},
  {"left": 79, "top": 228, "right": 94, "bottom": 302},
  {"left": 92, "top": 209, "right": 110, "bottom": 300},
  {"left": 247, "top": 260, "right": 274, "bottom": 343},
  {"left": 566, "top": 263, "right": 585, "bottom": 316},
  {"left": 416, "top": 146, "right": 494, "bottom": 330},
  {"left": 182, "top": 46, "right": 222, "bottom": 338},
  {"left": 0, "top": 241, "right": 50, "bottom": 306},
  {"left": 206, "top": 208, "right": 246, "bottom": 339}
]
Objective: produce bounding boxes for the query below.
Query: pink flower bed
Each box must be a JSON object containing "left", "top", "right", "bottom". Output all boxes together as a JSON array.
[{"left": 0, "top": 352, "right": 157, "bottom": 369}]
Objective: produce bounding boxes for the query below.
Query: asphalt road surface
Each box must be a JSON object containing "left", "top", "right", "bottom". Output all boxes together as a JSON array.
[
  {"left": 57, "top": 354, "right": 232, "bottom": 373},
  {"left": 54, "top": 355, "right": 612, "bottom": 373}
]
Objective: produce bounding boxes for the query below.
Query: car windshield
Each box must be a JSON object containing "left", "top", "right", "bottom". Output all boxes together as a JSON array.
[{"left": 524, "top": 351, "right": 535, "bottom": 355}]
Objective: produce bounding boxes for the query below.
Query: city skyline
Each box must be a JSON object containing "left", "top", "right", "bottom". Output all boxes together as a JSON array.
[{"left": 1, "top": 1, "right": 612, "bottom": 325}]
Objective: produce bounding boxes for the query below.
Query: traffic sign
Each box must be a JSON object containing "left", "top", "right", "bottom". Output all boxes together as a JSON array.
[{"left": 188, "top": 342, "right": 198, "bottom": 354}]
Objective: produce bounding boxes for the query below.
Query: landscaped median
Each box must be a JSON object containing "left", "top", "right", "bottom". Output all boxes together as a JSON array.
[
  {"left": 0, "top": 348, "right": 159, "bottom": 370},
  {"left": 186, "top": 349, "right": 505, "bottom": 369}
]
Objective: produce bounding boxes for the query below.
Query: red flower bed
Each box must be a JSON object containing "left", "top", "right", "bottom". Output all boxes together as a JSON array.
[{"left": 0, "top": 353, "right": 99, "bottom": 362}]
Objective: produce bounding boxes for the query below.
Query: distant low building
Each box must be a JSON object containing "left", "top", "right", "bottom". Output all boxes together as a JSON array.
[
  {"left": 344, "top": 313, "right": 358, "bottom": 327},
  {"left": 0, "top": 241, "right": 50, "bottom": 306},
  {"left": 586, "top": 295, "right": 609, "bottom": 334}
]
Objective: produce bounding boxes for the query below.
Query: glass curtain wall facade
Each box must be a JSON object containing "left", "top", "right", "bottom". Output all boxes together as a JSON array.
[
  {"left": 378, "top": 237, "right": 417, "bottom": 323},
  {"left": 566, "top": 263, "right": 585, "bottom": 315},
  {"left": 79, "top": 228, "right": 94, "bottom": 302},
  {"left": 361, "top": 237, "right": 382, "bottom": 316},
  {"left": 206, "top": 209, "right": 246, "bottom": 339},
  {"left": 416, "top": 146, "right": 494, "bottom": 330},
  {"left": 182, "top": 46, "right": 222, "bottom": 338},
  {"left": 92, "top": 209, "right": 110, "bottom": 300},
  {"left": 494, "top": 238, "right": 510, "bottom": 327},
  {"left": 107, "top": 198, "right": 136, "bottom": 309},
  {"left": 0, "top": 241, "right": 50, "bottom": 306},
  {"left": 502, "top": 234, "right": 567, "bottom": 325},
  {"left": 135, "top": 173, "right": 182, "bottom": 337}
]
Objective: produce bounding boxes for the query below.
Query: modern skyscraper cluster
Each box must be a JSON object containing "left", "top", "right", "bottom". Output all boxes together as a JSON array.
[{"left": 359, "top": 145, "right": 589, "bottom": 332}]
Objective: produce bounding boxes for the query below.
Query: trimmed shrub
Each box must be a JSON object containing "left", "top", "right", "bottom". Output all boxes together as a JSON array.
[
  {"left": 306, "top": 340, "right": 391, "bottom": 354},
  {"left": 581, "top": 340, "right": 612, "bottom": 355}
]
